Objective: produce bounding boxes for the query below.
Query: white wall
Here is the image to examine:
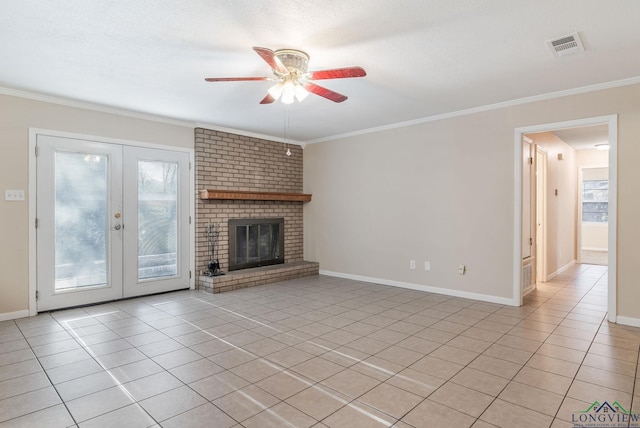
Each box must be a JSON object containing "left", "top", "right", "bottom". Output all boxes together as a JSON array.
[
  {"left": 582, "top": 223, "right": 608, "bottom": 250},
  {"left": 304, "top": 83, "right": 640, "bottom": 321},
  {"left": 304, "top": 113, "right": 519, "bottom": 303}
]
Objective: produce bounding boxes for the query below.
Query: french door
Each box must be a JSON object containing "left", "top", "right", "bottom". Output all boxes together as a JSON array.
[{"left": 36, "top": 135, "right": 190, "bottom": 311}]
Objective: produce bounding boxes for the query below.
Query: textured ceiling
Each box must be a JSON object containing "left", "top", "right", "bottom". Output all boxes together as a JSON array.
[{"left": 1, "top": 0, "right": 639, "bottom": 142}]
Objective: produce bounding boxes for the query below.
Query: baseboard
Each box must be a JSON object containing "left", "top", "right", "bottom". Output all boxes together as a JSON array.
[
  {"left": 582, "top": 247, "right": 607, "bottom": 252},
  {"left": 0, "top": 310, "right": 30, "bottom": 322},
  {"left": 319, "top": 270, "right": 517, "bottom": 306},
  {"left": 546, "top": 260, "right": 576, "bottom": 281},
  {"left": 615, "top": 316, "right": 640, "bottom": 328},
  {"left": 523, "top": 284, "right": 536, "bottom": 296}
]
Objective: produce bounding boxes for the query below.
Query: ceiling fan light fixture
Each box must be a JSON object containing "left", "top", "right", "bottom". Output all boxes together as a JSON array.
[
  {"left": 294, "top": 84, "right": 309, "bottom": 102},
  {"left": 267, "top": 80, "right": 308, "bottom": 104},
  {"left": 281, "top": 80, "right": 296, "bottom": 104},
  {"left": 205, "top": 46, "right": 366, "bottom": 104},
  {"left": 267, "top": 83, "right": 283, "bottom": 100}
]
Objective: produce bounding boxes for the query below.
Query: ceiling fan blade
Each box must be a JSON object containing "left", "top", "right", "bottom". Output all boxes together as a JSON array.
[
  {"left": 253, "top": 46, "right": 288, "bottom": 75},
  {"left": 205, "top": 77, "right": 269, "bottom": 82},
  {"left": 303, "top": 82, "right": 348, "bottom": 103},
  {"left": 259, "top": 93, "right": 276, "bottom": 104},
  {"left": 308, "top": 66, "right": 366, "bottom": 80}
]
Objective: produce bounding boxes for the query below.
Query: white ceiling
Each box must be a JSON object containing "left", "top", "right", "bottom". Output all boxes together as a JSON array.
[
  {"left": 1, "top": 1, "right": 640, "bottom": 142},
  {"left": 552, "top": 124, "right": 610, "bottom": 151}
]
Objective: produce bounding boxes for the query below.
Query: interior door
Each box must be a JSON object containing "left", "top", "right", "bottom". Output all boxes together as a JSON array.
[
  {"left": 522, "top": 139, "right": 533, "bottom": 259},
  {"left": 36, "top": 136, "right": 190, "bottom": 311},
  {"left": 36, "top": 135, "right": 124, "bottom": 311},
  {"left": 122, "top": 146, "right": 190, "bottom": 297},
  {"left": 536, "top": 147, "right": 547, "bottom": 282}
]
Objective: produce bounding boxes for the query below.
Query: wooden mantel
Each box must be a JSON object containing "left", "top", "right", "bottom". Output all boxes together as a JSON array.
[{"left": 199, "top": 189, "right": 312, "bottom": 202}]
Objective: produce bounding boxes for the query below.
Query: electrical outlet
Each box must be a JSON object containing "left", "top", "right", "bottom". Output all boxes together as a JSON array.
[
  {"left": 458, "top": 264, "right": 466, "bottom": 275},
  {"left": 4, "top": 190, "right": 25, "bottom": 201},
  {"left": 424, "top": 261, "right": 431, "bottom": 271},
  {"left": 410, "top": 260, "right": 416, "bottom": 269}
]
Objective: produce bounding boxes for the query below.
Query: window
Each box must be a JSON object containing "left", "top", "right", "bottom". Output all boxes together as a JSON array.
[{"left": 582, "top": 179, "right": 608, "bottom": 222}]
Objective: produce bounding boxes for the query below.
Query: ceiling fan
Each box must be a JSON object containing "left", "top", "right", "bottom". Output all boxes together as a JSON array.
[{"left": 205, "top": 47, "right": 366, "bottom": 104}]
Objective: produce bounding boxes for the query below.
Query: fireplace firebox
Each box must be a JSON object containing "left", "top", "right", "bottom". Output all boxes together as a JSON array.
[{"left": 228, "top": 218, "right": 284, "bottom": 271}]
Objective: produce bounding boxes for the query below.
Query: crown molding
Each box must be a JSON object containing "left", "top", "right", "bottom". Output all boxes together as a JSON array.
[
  {"left": 4, "top": 74, "right": 639, "bottom": 148},
  {"left": 0, "top": 86, "right": 196, "bottom": 127},
  {"left": 193, "top": 122, "right": 304, "bottom": 146},
  {"left": 304, "top": 75, "right": 640, "bottom": 145},
  {"left": 0, "top": 86, "right": 305, "bottom": 146}
]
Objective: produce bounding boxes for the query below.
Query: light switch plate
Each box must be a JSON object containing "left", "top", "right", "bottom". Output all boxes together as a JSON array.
[{"left": 5, "top": 190, "right": 25, "bottom": 201}]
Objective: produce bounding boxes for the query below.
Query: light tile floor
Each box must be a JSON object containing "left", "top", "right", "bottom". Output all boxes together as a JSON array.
[{"left": 1, "top": 264, "right": 639, "bottom": 427}]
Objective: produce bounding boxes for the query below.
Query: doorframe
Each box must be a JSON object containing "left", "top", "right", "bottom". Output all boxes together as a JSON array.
[
  {"left": 535, "top": 146, "right": 548, "bottom": 283},
  {"left": 521, "top": 136, "right": 536, "bottom": 295},
  {"left": 28, "top": 128, "right": 195, "bottom": 316},
  {"left": 577, "top": 167, "right": 584, "bottom": 264},
  {"left": 513, "top": 115, "right": 617, "bottom": 322}
]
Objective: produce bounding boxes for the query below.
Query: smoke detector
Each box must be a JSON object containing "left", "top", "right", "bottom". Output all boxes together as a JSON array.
[{"left": 547, "top": 32, "right": 585, "bottom": 57}]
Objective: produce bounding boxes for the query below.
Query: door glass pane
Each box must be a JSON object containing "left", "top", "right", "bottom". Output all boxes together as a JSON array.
[
  {"left": 258, "top": 224, "right": 280, "bottom": 262},
  {"left": 247, "top": 225, "right": 258, "bottom": 261},
  {"left": 55, "top": 152, "right": 108, "bottom": 290},
  {"left": 236, "top": 226, "right": 247, "bottom": 264},
  {"left": 258, "top": 225, "right": 271, "bottom": 260},
  {"left": 138, "top": 160, "right": 178, "bottom": 279}
]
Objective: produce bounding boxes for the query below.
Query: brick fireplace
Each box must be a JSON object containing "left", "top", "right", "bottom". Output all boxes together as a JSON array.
[{"left": 195, "top": 128, "right": 318, "bottom": 293}]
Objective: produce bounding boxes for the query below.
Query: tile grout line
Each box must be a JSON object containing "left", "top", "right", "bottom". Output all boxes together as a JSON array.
[
  {"left": 548, "top": 268, "right": 612, "bottom": 426},
  {"left": 4, "top": 267, "right": 632, "bottom": 428},
  {"left": 203, "top": 274, "right": 600, "bottom": 426},
  {"left": 309, "top": 294, "right": 516, "bottom": 426},
  {"left": 385, "top": 303, "right": 542, "bottom": 425},
  {"left": 171, "top": 288, "right": 490, "bottom": 425},
  {"left": 470, "top": 267, "right": 607, "bottom": 427},
  {"left": 59, "top": 311, "right": 168, "bottom": 426},
  {"left": 165, "top": 296, "right": 406, "bottom": 426},
  {"left": 34, "top": 306, "right": 209, "bottom": 427},
  {"left": 12, "top": 316, "right": 80, "bottom": 427},
  {"left": 86, "top": 305, "right": 244, "bottom": 427}
]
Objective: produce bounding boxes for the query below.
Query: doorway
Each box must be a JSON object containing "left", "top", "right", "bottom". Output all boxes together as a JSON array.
[
  {"left": 514, "top": 115, "right": 617, "bottom": 322},
  {"left": 578, "top": 166, "right": 609, "bottom": 265},
  {"left": 35, "top": 133, "right": 191, "bottom": 311},
  {"left": 520, "top": 140, "right": 548, "bottom": 292}
]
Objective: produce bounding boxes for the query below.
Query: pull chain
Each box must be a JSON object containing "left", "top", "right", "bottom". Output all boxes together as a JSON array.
[{"left": 284, "top": 106, "right": 291, "bottom": 156}]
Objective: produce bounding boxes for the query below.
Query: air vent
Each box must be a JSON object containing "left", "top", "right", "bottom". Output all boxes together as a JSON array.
[{"left": 547, "top": 32, "right": 584, "bottom": 57}]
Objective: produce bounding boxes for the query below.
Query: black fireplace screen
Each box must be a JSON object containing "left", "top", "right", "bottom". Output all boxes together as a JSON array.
[{"left": 228, "top": 218, "right": 284, "bottom": 271}]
